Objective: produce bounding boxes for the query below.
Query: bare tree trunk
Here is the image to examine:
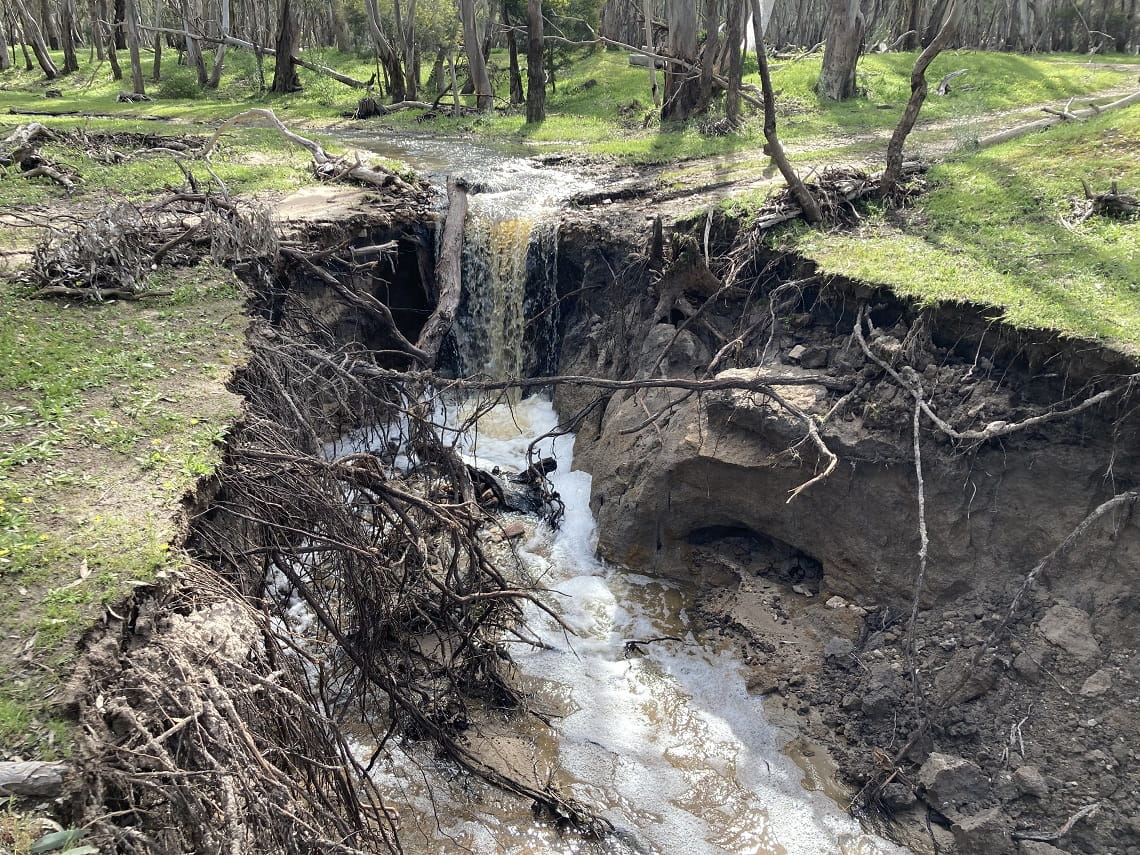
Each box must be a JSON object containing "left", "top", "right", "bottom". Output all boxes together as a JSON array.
[
  {"left": 662, "top": 0, "right": 699, "bottom": 120},
  {"left": 601, "top": 0, "right": 641, "bottom": 44},
  {"left": 900, "top": 0, "right": 921, "bottom": 48},
  {"left": 207, "top": 0, "right": 229, "bottom": 87},
  {"left": 328, "top": 0, "right": 349, "bottom": 49},
  {"left": 12, "top": 0, "right": 58, "bottom": 77},
  {"left": 39, "top": 0, "right": 58, "bottom": 49},
  {"left": 697, "top": 0, "right": 719, "bottom": 111},
  {"left": 819, "top": 0, "right": 864, "bottom": 100},
  {"left": 724, "top": 0, "right": 744, "bottom": 122},
  {"left": 643, "top": 0, "right": 659, "bottom": 106},
  {"left": 448, "top": 46, "right": 460, "bottom": 115},
  {"left": 364, "top": 0, "right": 405, "bottom": 102},
  {"left": 459, "top": 0, "right": 491, "bottom": 110},
  {"left": 98, "top": 0, "right": 122, "bottom": 78},
  {"left": 431, "top": 44, "right": 445, "bottom": 94},
  {"left": 87, "top": 0, "right": 104, "bottom": 59},
  {"left": 113, "top": 0, "right": 124, "bottom": 47},
  {"left": 270, "top": 0, "right": 300, "bottom": 92},
  {"left": 403, "top": 0, "right": 417, "bottom": 99},
  {"left": 882, "top": 0, "right": 961, "bottom": 195},
  {"left": 60, "top": 0, "right": 79, "bottom": 71},
  {"left": 19, "top": 25, "right": 36, "bottom": 70},
  {"left": 124, "top": 0, "right": 145, "bottom": 92},
  {"left": 920, "top": 0, "right": 950, "bottom": 44},
  {"left": 0, "top": 19, "right": 10, "bottom": 70},
  {"left": 526, "top": 0, "right": 544, "bottom": 121},
  {"left": 750, "top": 0, "right": 820, "bottom": 222},
  {"left": 505, "top": 1, "right": 522, "bottom": 104},
  {"left": 180, "top": 0, "right": 207, "bottom": 86},
  {"left": 418, "top": 177, "right": 469, "bottom": 366},
  {"left": 151, "top": 0, "right": 162, "bottom": 80}
]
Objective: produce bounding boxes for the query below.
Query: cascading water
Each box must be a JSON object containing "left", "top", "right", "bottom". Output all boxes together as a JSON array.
[
  {"left": 454, "top": 218, "right": 560, "bottom": 379},
  {"left": 370, "top": 397, "right": 909, "bottom": 855},
  {"left": 338, "top": 132, "right": 579, "bottom": 379},
  {"left": 332, "top": 132, "right": 909, "bottom": 854}
]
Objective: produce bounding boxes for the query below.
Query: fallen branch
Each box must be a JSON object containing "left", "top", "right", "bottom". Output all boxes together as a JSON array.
[
  {"left": 852, "top": 305, "right": 1129, "bottom": 445},
  {"left": 416, "top": 176, "right": 468, "bottom": 366},
  {"left": 137, "top": 24, "right": 373, "bottom": 88},
  {"left": 279, "top": 246, "right": 429, "bottom": 363},
  {"left": 935, "top": 68, "right": 968, "bottom": 95},
  {"left": 1, "top": 122, "right": 77, "bottom": 191},
  {"left": 203, "top": 108, "right": 413, "bottom": 191},
  {"left": 976, "top": 90, "right": 1140, "bottom": 149},
  {"left": 0, "top": 760, "right": 67, "bottom": 797},
  {"left": 1014, "top": 802, "right": 1101, "bottom": 842}
]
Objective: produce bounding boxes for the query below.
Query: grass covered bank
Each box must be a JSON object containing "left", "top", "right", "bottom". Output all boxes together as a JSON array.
[
  {"left": 3, "top": 45, "right": 1137, "bottom": 163},
  {"left": 0, "top": 270, "right": 245, "bottom": 758},
  {"left": 787, "top": 103, "right": 1140, "bottom": 350}
]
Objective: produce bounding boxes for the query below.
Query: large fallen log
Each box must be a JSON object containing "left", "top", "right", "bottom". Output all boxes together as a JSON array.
[
  {"left": 0, "top": 760, "right": 67, "bottom": 797},
  {"left": 416, "top": 176, "right": 469, "bottom": 366},
  {"left": 976, "top": 90, "right": 1140, "bottom": 149},
  {"left": 138, "top": 26, "right": 373, "bottom": 88},
  {"left": 1, "top": 122, "right": 76, "bottom": 191}
]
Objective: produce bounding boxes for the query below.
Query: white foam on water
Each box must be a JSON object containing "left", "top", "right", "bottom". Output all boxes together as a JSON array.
[{"left": 427, "top": 395, "right": 910, "bottom": 855}]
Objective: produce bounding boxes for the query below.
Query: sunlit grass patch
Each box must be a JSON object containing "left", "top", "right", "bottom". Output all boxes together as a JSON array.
[
  {"left": 0, "top": 267, "right": 243, "bottom": 757},
  {"left": 788, "top": 104, "right": 1140, "bottom": 350}
]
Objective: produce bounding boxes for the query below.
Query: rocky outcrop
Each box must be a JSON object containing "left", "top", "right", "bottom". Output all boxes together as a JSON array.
[{"left": 575, "top": 353, "right": 1140, "bottom": 616}]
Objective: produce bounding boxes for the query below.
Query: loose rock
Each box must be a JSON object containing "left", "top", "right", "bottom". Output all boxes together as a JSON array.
[
  {"left": 952, "top": 806, "right": 1015, "bottom": 855},
  {"left": 1037, "top": 603, "right": 1102, "bottom": 663},
  {"left": 1012, "top": 765, "right": 1049, "bottom": 799},
  {"left": 918, "top": 753, "right": 988, "bottom": 813}
]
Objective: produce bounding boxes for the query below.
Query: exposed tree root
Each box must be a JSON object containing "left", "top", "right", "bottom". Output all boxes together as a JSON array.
[
  {"left": 1071, "top": 178, "right": 1139, "bottom": 222},
  {"left": 70, "top": 576, "right": 399, "bottom": 854},
  {"left": 189, "top": 311, "right": 612, "bottom": 837},
  {"left": 23, "top": 187, "right": 274, "bottom": 301}
]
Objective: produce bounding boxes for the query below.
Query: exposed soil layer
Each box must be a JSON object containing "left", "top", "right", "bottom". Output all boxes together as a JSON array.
[{"left": 551, "top": 207, "right": 1140, "bottom": 855}]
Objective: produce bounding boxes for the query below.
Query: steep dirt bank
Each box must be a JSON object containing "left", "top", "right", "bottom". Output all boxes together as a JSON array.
[{"left": 551, "top": 208, "right": 1140, "bottom": 855}]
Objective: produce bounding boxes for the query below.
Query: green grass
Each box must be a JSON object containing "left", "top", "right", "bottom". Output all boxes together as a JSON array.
[
  {"left": 0, "top": 268, "right": 244, "bottom": 757},
  {"left": 788, "top": 104, "right": 1140, "bottom": 350},
  {"left": 0, "top": 45, "right": 376, "bottom": 121},
  {"left": 379, "top": 48, "right": 1137, "bottom": 162},
  {"left": 0, "top": 118, "right": 317, "bottom": 209},
  {"left": 6, "top": 45, "right": 1136, "bottom": 167}
]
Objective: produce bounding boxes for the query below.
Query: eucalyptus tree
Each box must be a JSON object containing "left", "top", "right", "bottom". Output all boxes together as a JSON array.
[
  {"left": 123, "top": 0, "right": 144, "bottom": 92},
  {"left": 661, "top": 0, "right": 698, "bottom": 120},
  {"left": 526, "top": 0, "right": 544, "bottom": 120},
  {"left": 818, "top": 0, "right": 864, "bottom": 99},
  {"left": 59, "top": 0, "right": 78, "bottom": 72},
  {"left": 270, "top": 0, "right": 301, "bottom": 91},
  {"left": 724, "top": 0, "right": 744, "bottom": 122},
  {"left": 9, "top": 0, "right": 58, "bottom": 77},
  {"left": 459, "top": 0, "right": 492, "bottom": 109},
  {"left": 365, "top": 0, "right": 407, "bottom": 100}
]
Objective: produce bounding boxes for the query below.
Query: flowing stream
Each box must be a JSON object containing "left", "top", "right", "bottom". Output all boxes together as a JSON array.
[{"left": 335, "top": 133, "right": 909, "bottom": 855}]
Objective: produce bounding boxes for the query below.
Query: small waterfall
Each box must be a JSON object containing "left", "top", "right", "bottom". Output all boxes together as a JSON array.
[
  {"left": 329, "top": 131, "right": 583, "bottom": 380},
  {"left": 453, "top": 210, "right": 562, "bottom": 379}
]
